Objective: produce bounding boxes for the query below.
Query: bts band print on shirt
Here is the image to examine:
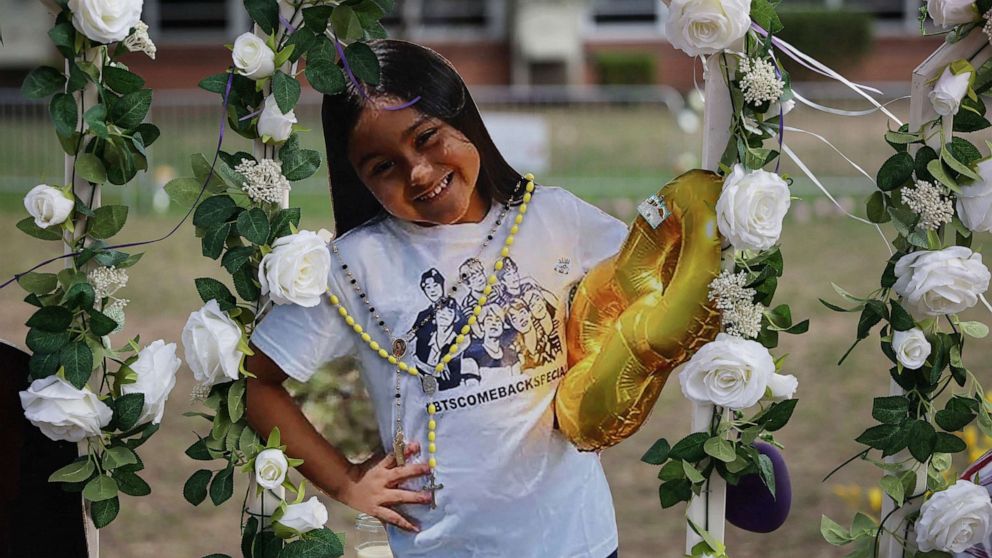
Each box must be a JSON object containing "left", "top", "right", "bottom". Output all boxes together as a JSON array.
[{"left": 412, "top": 257, "right": 564, "bottom": 392}]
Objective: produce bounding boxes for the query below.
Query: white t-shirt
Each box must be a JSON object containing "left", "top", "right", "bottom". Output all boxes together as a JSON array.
[{"left": 251, "top": 186, "right": 628, "bottom": 558}]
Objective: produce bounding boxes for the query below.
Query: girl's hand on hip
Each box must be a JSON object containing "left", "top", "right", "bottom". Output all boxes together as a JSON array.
[{"left": 339, "top": 441, "right": 433, "bottom": 532}]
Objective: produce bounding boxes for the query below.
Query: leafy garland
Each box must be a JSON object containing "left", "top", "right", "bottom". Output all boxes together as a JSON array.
[
  {"left": 820, "top": 3, "right": 992, "bottom": 556},
  {"left": 169, "top": 1, "right": 392, "bottom": 556},
  {"left": 640, "top": 3, "right": 806, "bottom": 557},
  {"left": 15, "top": 0, "right": 165, "bottom": 529}
]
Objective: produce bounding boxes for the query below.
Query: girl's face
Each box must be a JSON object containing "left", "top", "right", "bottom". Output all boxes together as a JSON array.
[
  {"left": 348, "top": 98, "right": 486, "bottom": 226},
  {"left": 422, "top": 278, "right": 442, "bottom": 301}
]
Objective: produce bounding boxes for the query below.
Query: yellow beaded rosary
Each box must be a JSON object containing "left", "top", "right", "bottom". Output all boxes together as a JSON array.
[{"left": 325, "top": 173, "right": 536, "bottom": 507}]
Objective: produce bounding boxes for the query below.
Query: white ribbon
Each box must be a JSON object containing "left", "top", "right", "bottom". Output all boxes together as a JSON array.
[{"left": 792, "top": 91, "right": 912, "bottom": 119}]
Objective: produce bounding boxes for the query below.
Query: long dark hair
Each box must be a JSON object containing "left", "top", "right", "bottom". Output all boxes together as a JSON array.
[{"left": 321, "top": 39, "right": 522, "bottom": 235}]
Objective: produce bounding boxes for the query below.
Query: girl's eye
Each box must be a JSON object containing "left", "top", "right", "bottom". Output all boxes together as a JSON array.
[
  {"left": 416, "top": 128, "right": 438, "bottom": 147},
  {"left": 371, "top": 160, "right": 393, "bottom": 175}
]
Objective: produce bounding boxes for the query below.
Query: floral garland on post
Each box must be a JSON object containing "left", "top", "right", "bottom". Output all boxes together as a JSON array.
[
  {"left": 820, "top": 2, "right": 992, "bottom": 556},
  {"left": 15, "top": 0, "right": 174, "bottom": 529},
  {"left": 641, "top": 1, "right": 804, "bottom": 556},
  {"left": 169, "top": 1, "right": 390, "bottom": 556}
]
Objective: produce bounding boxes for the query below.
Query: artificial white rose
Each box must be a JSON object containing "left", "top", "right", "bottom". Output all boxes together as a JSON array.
[
  {"left": 255, "top": 448, "right": 289, "bottom": 490},
  {"left": 916, "top": 479, "right": 992, "bottom": 553},
  {"left": 893, "top": 246, "right": 991, "bottom": 317},
  {"left": 19, "top": 376, "right": 112, "bottom": 442},
  {"left": 957, "top": 158, "right": 992, "bottom": 233},
  {"left": 68, "top": 0, "right": 143, "bottom": 44},
  {"left": 765, "top": 373, "right": 798, "bottom": 402},
  {"left": 24, "top": 184, "right": 74, "bottom": 229},
  {"left": 678, "top": 332, "right": 775, "bottom": 409},
  {"left": 927, "top": 0, "right": 978, "bottom": 28},
  {"left": 181, "top": 299, "right": 243, "bottom": 386},
  {"left": 930, "top": 65, "right": 972, "bottom": 117},
  {"left": 665, "top": 0, "right": 751, "bottom": 57},
  {"left": 716, "top": 164, "right": 791, "bottom": 252},
  {"left": 891, "top": 327, "right": 931, "bottom": 370},
  {"left": 276, "top": 496, "right": 328, "bottom": 534},
  {"left": 259, "top": 230, "right": 331, "bottom": 307},
  {"left": 232, "top": 33, "right": 276, "bottom": 81},
  {"left": 120, "top": 339, "right": 181, "bottom": 425},
  {"left": 257, "top": 95, "right": 297, "bottom": 144}
]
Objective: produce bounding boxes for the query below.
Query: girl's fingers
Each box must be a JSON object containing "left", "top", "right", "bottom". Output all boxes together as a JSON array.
[
  {"left": 384, "top": 488, "right": 433, "bottom": 506},
  {"left": 387, "top": 462, "right": 432, "bottom": 484},
  {"left": 377, "top": 449, "right": 397, "bottom": 470},
  {"left": 376, "top": 507, "right": 419, "bottom": 533}
]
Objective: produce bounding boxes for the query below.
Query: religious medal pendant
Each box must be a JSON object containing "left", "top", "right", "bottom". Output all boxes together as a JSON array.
[
  {"left": 420, "top": 373, "right": 438, "bottom": 397},
  {"left": 393, "top": 428, "right": 406, "bottom": 466},
  {"left": 391, "top": 337, "right": 407, "bottom": 358},
  {"left": 426, "top": 471, "right": 444, "bottom": 510}
]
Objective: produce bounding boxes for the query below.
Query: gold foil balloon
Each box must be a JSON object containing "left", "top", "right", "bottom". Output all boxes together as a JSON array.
[{"left": 556, "top": 170, "right": 724, "bottom": 451}]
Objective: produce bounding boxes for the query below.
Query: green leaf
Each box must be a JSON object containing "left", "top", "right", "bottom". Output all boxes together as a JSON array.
[
  {"left": 82, "top": 475, "right": 119, "bottom": 502},
  {"left": 755, "top": 399, "right": 798, "bottom": 432},
  {"left": 889, "top": 301, "right": 915, "bottom": 331},
  {"left": 91, "top": 496, "right": 119, "bottom": 528},
  {"left": 703, "top": 436, "right": 736, "bottom": 463},
  {"left": 280, "top": 148, "right": 322, "bottom": 182},
  {"left": 269, "top": 208, "right": 302, "bottom": 242},
  {"left": 87, "top": 308, "right": 119, "bottom": 336},
  {"left": 949, "top": 137, "right": 983, "bottom": 166},
  {"left": 62, "top": 281, "right": 95, "bottom": 309},
  {"left": 28, "top": 352, "right": 60, "bottom": 381},
  {"left": 17, "top": 272, "right": 59, "bottom": 295},
  {"left": 954, "top": 96, "right": 990, "bottom": 132},
  {"left": 88, "top": 205, "right": 128, "bottom": 239},
  {"left": 22, "top": 66, "right": 66, "bottom": 99},
  {"left": 226, "top": 380, "right": 247, "bottom": 424},
  {"left": 109, "top": 89, "right": 152, "bottom": 130},
  {"left": 199, "top": 72, "right": 231, "bottom": 94},
  {"left": 103, "top": 66, "right": 145, "bottom": 95},
  {"left": 658, "top": 460, "right": 685, "bottom": 482},
  {"left": 244, "top": 0, "right": 279, "bottom": 34},
  {"left": 164, "top": 177, "right": 206, "bottom": 207},
  {"left": 880, "top": 474, "right": 905, "bottom": 506},
  {"left": 681, "top": 460, "right": 705, "bottom": 484},
  {"left": 49, "top": 458, "right": 96, "bottom": 483},
  {"left": 344, "top": 41, "right": 380, "bottom": 85},
  {"left": 305, "top": 39, "right": 346, "bottom": 95},
  {"left": 26, "top": 305, "right": 72, "bottom": 332},
  {"left": 855, "top": 423, "right": 898, "bottom": 450},
  {"left": 272, "top": 71, "right": 301, "bottom": 114},
  {"left": 185, "top": 438, "right": 214, "bottom": 461},
  {"left": 184, "top": 469, "right": 212, "bottom": 505},
  {"left": 193, "top": 195, "right": 238, "bottom": 228},
  {"left": 659, "top": 478, "right": 692, "bottom": 508},
  {"left": 114, "top": 393, "right": 145, "bottom": 431},
  {"left": 857, "top": 300, "right": 886, "bottom": 340},
  {"left": 871, "top": 396, "right": 909, "bottom": 425},
  {"left": 50, "top": 93, "right": 77, "bottom": 138},
  {"left": 934, "top": 432, "right": 967, "bottom": 453},
  {"left": 75, "top": 153, "right": 108, "bottom": 184},
  {"left": 820, "top": 515, "right": 853, "bottom": 546},
  {"left": 302, "top": 5, "right": 334, "bottom": 31},
  {"left": 114, "top": 470, "right": 151, "bottom": 496},
  {"left": 331, "top": 6, "right": 363, "bottom": 42},
  {"left": 221, "top": 246, "right": 256, "bottom": 274},
  {"left": 210, "top": 465, "right": 235, "bottom": 506},
  {"left": 866, "top": 191, "right": 890, "bottom": 224},
  {"left": 915, "top": 146, "right": 939, "bottom": 182},
  {"left": 668, "top": 432, "right": 709, "bottom": 462},
  {"left": 195, "top": 277, "right": 237, "bottom": 310},
  {"left": 102, "top": 445, "right": 138, "bottom": 470},
  {"left": 16, "top": 216, "right": 63, "bottom": 241},
  {"left": 750, "top": 0, "right": 783, "bottom": 33},
  {"left": 960, "top": 320, "right": 989, "bottom": 338},
  {"left": 641, "top": 438, "right": 671, "bottom": 465},
  {"left": 928, "top": 158, "right": 961, "bottom": 193},
  {"left": 908, "top": 420, "right": 937, "bottom": 462},
  {"left": 232, "top": 265, "right": 261, "bottom": 302},
  {"left": 876, "top": 152, "right": 914, "bottom": 191},
  {"left": 237, "top": 208, "right": 271, "bottom": 245},
  {"left": 756, "top": 453, "right": 776, "bottom": 498},
  {"left": 26, "top": 328, "right": 71, "bottom": 354},
  {"left": 942, "top": 143, "right": 981, "bottom": 181},
  {"left": 201, "top": 222, "right": 232, "bottom": 260},
  {"left": 61, "top": 342, "right": 93, "bottom": 389}
]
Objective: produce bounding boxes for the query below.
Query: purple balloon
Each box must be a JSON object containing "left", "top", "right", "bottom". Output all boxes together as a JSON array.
[{"left": 725, "top": 441, "right": 792, "bottom": 533}]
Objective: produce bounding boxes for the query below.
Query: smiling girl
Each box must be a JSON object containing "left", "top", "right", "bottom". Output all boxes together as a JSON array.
[{"left": 246, "top": 40, "right": 627, "bottom": 558}]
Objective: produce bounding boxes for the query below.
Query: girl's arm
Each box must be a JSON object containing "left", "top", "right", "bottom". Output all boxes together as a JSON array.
[{"left": 245, "top": 344, "right": 433, "bottom": 532}]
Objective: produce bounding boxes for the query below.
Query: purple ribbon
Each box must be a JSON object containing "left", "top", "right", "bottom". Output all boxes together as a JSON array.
[
  {"left": 279, "top": 15, "right": 297, "bottom": 35},
  {"left": 1, "top": 71, "right": 236, "bottom": 291}
]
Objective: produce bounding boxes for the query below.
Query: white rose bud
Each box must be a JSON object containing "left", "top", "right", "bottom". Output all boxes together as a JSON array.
[
  {"left": 765, "top": 373, "right": 798, "bottom": 402},
  {"left": 255, "top": 448, "right": 289, "bottom": 490},
  {"left": 957, "top": 158, "right": 992, "bottom": 233},
  {"left": 232, "top": 33, "right": 276, "bottom": 81},
  {"left": 19, "top": 376, "right": 113, "bottom": 442},
  {"left": 24, "top": 184, "right": 74, "bottom": 229},
  {"left": 665, "top": 0, "right": 751, "bottom": 57},
  {"left": 716, "top": 164, "right": 791, "bottom": 252},
  {"left": 68, "top": 0, "right": 143, "bottom": 44},
  {"left": 258, "top": 230, "right": 331, "bottom": 307},
  {"left": 678, "top": 333, "right": 775, "bottom": 409},
  {"left": 927, "top": 0, "right": 979, "bottom": 28},
  {"left": 276, "top": 496, "right": 328, "bottom": 534},
  {"left": 930, "top": 65, "right": 972, "bottom": 117},
  {"left": 120, "top": 340, "right": 181, "bottom": 425},
  {"left": 916, "top": 480, "right": 992, "bottom": 553},
  {"left": 891, "top": 328, "right": 931, "bottom": 370},
  {"left": 894, "top": 246, "right": 991, "bottom": 317},
  {"left": 257, "top": 95, "right": 297, "bottom": 144},
  {"left": 181, "top": 299, "right": 244, "bottom": 386}
]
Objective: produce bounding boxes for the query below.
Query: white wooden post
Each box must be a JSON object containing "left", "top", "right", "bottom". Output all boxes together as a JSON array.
[
  {"left": 685, "top": 52, "right": 735, "bottom": 555},
  {"left": 876, "top": 30, "right": 992, "bottom": 557}
]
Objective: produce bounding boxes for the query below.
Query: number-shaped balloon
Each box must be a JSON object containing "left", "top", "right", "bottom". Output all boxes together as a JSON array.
[{"left": 556, "top": 170, "right": 724, "bottom": 451}]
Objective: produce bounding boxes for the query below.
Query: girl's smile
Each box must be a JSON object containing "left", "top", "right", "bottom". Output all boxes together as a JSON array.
[{"left": 347, "top": 97, "right": 487, "bottom": 227}]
